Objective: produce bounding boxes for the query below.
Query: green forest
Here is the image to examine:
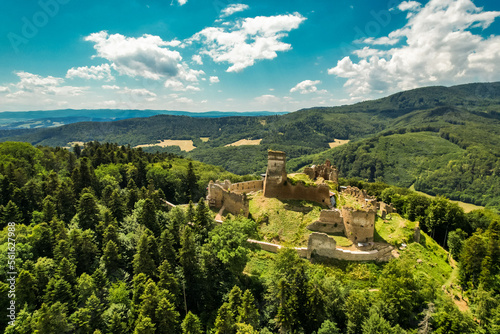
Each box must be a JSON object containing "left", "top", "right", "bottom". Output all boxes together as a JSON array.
[{"left": 0, "top": 141, "right": 499, "bottom": 333}]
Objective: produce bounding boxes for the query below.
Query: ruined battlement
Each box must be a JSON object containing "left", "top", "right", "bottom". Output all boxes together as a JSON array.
[
  {"left": 207, "top": 180, "right": 250, "bottom": 217},
  {"left": 304, "top": 159, "right": 339, "bottom": 184},
  {"left": 341, "top": 207, "right": 376, "bottom": 243}
]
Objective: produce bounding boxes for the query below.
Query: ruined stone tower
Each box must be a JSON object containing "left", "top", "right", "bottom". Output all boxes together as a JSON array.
[{"left": 263, "top": 150, "right": 287, "bottom": 197}]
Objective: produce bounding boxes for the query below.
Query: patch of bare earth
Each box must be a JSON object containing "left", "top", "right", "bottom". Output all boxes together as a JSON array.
[
  {"left": 135, "top": 140, "right": 196, "bottom": 151},
  {"left": 329, "top": 139, "right": 350, "bottom": 148},
  {"left": 225, "top": 139, "right": 262, "bottom": 147}
]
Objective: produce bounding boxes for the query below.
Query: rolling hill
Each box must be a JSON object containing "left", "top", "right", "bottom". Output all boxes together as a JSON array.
[{"left": 2, "top": 82, "right": 500, "bottom": 210}]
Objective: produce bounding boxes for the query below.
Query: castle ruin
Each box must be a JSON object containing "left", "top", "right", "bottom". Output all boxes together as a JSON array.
[{"left": 207, "top": 150, "right": 395, "bottom": 262}]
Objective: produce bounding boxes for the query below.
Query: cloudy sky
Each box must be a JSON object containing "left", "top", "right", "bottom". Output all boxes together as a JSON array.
[{"left": 1, "top": 0, "right": 500, "bottom": 112}]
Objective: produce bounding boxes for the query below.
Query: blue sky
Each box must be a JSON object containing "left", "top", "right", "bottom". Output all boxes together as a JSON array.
[{"left": 1, "top": 0, "right": 500, "bottom": 112}]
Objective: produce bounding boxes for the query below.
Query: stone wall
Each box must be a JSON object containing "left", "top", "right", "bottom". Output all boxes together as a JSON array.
[
  {"left": 304, "top": 159, "right": 339, "bottom": 183},
  {"left": 307, "top": 209, "right": 344, "bottom": 234},
  {"left": 379, "top": 202, "right": 396, "bottom": 219},
  {"left": 342, "top": 207, "right": 376, "bottom": 243},
  {"left": 263, "top": 150, "right": 287, "bottom": 193},
  {"left": 307, "top": 232, "right": 393, "bottom": 261},
  {"left": 229, "top": 180, "right": 264, "bottom": 194},
  {"left": 265, "top": 182, "right": 331, "bottom": 206},
  {"left": 207, "top": 181, "right": 249, "bottom": 217}
]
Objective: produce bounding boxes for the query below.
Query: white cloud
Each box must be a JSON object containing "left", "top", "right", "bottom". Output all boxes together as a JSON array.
[
  {"left": 290, "top": 80, "right": 323, "bottom": 94},
  {"left": 328, "top": 0, "right": 500, "bottom": 97},
  {"left": 177, "top": 0, "right": 188, "bottom": 6},
  {"left": 209, "top": 76, "right": 220, "bottom": 83},
  {"left": 176, "top": 97, "right": 193, "bottom": 103},
  {"left": 190, "top": 13, "right": 306, "bottom": 72},
  {"left": 85, "top": 31, "right": 202, "bottom": 85},
  {"left": 102, "top": 84, "right": 120, "bottom": 90},
  {"left": 66, "top": 63, "right": 114, "bottom": 81},
  {"left": 192, "top": 54, "right": 203, "bottom": 65},
  {"left": 220, "top": 4, "right": 249, "bottom": 18},
  {"left": 12, "top": 71, "right": 87, "bottom": 96},
  {"left": 398, "top": 1, "right": 422, "bottom": 12},
  {"left": 165, "top": 79, "right": 201, "bottom": 91},
  {"left": 119, "top": 87, "right": 157, "bottom": 98},
  {"left": 0, "top": 86, "right": 10, "bottom": 93},
  {"left": 254, "top": 94, "right": 280, "bottom": 104}
]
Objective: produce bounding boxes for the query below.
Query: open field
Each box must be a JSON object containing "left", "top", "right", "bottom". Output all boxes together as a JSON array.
[
  {"left": 225, "top": 138, "right": 262, "bottom": 147},
  {"left": 135, "top": 139, "right": 196, "bottom": 151},
  {"left": 328, "top": 139, "right": 350, "bottom": 148}
]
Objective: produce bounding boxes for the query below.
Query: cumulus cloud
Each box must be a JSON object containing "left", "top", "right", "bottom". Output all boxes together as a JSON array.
[
  {"left": 190, "top": 13, "right": 306, "bottom": 72},
  {"left": 254, "top": 94, "right": 280, "bottom": 104},
  {"left": 290, "top": 80, "right": 325, "bottom": 94},
  {"left": 209, "top": 76, "right": 220, "bottom": 83},
  {"left": 165, "top": 79, "right": 201, "bottom": 91},
  {"left": 0, "top": 86, "right": 10, "bottom": 93},
  {"left": 119, "top": 87, "right": 157, "bottom": 98},
  {"left": 12, "top": 71, "right": 87, "bottom": 96},
  {"left": 177, "top": 0, "right": 188, "bottom": 6},
  {"left": 220, "top": 4, "right": 249, "bottom": 18},
  {"left": 192, "top": 54, "right": 203, "bottom": 65},
  {"left": 175, "top": 97, "right": 193, "bottom": 103},
  {"left": 85, "top": 31, "right": 203, "bottom": 84},
  {"left": 66, "top": 64, "right": 114, "bottom": 81},
  {"left": 328, "top": 0, "right": 500, "bottom": 97},
  {"left": 102, "top": 84, "right": 120, "bottom": 90}
]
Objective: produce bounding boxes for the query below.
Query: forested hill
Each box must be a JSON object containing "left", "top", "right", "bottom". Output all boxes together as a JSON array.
[{"left": 2, "top": 82, "right": 500, "bottom": 209}]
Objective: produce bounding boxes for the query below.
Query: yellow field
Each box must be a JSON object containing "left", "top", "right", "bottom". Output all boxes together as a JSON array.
[
  {"left": 200, "top": 137, "right": 210, "bottom": 142},
  {"left": 135, "top": 140, "right": 196, "bottom": 151},
  {"left": 328, "top": 139, "right": 350, "bottom": 148},
  {"left": 225, "top": 139, "right": 262, "bottom": 147}
]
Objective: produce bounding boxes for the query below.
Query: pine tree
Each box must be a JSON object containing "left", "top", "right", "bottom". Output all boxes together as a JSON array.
[
  {"left": 1, "top": 200, "right": 22, "bottom": 228},
  {"left": 159, "top": 229, "right": 177, "bottom": 266},
  {"left": 133, "top": 315, "right": 156, "bottom": 334},
  {"left": 158, "top": 260, "right": 180, "bottom": 302},
  {"left": 42, "top": 195, "right": 57, "bottom": 222},
  {"left": 238, "top": 290, "right": 259, "bottom": 329},
  {"left": 361, "top": 308, "right": 392, "bottom": 334},
  {"left": 110, "top": 189, "right": 126, "bottom": 222},
  {"left": 155, "top": 297, "right": 180, "bottom": 334},
  {"left": 214, "top": 302, "right": 236, "bottom": 334},
  {"left": 103, "top": 240, "right": 122, "bottom": 279},
  {"left": 181, "top": 312, "right": 203, "bottom": 334},
  {"left": 33, "top": 302, "right": 71, "bottom": 333},
  {"left": 78, "top": 192, "right": 100, "bottom": 230},
  {"left": 318, "top": 320, "right": 340, "bottom": 334},
  {"left": 139, "top": 198, "right": 160, "bottom": 236},
  {"left": 133, "top": 230, "right": 158, "bottom": 278},
  {"left": 16, "top": 270, "right": 38, "bottom": 310},
  {"left": 194, "top": 197, "right": 213, "bottom": 242}
]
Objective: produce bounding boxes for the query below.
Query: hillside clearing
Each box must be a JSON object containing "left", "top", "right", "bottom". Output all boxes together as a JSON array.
[
  {"left": 135, "top": 139, "right": 196, "bottom": 151},
  {"left": 225, "top": 139, "right": 262, "bottom": 147},
  {"left": 328, "top": 139, "right": 350, "bottom": 148}
]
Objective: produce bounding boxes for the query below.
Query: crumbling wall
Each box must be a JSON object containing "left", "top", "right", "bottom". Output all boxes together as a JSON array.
[
  {"left": 303, "top": 160, "right": 339, "bottom": 183},
  {"left": 265, "top": 182, "right": 331, "bottom": 206},
  {"left": 307, "top": 209, "right": 344, "bottom": 234},
  {"left": 207, "top": 181, "right": 249, "bottom": 217},
  {"left": 342, "top": 207, "right": 376, "bottom": 243},
  {"left": 307, "top": 232, "right": 393, "bottom": 261},
  {"left": 379, "top": 202, "right": 396, "bottom": 219},
  {"left": 230, "top": 180, "right": 263, "bottom": 194}
]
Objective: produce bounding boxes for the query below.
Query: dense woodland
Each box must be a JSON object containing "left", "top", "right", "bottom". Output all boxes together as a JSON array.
[{"left": 0, "top": 141, "right": 499, "bottom": 333}]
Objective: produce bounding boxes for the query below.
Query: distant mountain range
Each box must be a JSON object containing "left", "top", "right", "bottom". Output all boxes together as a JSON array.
[
  {"left": 0, "top": 109, "right": 289, "bottom": 130},
  {"left": 2, "top": 82, "right": 500, "bottom": 210}
]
